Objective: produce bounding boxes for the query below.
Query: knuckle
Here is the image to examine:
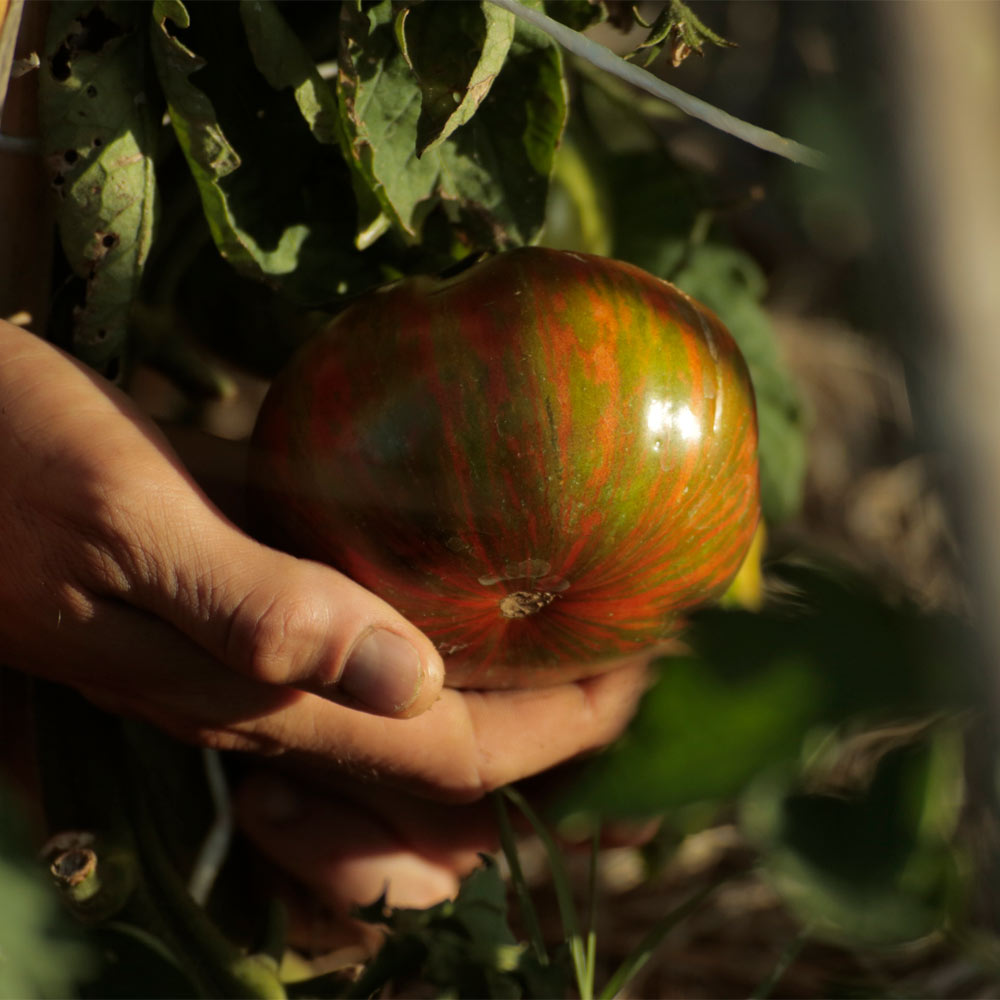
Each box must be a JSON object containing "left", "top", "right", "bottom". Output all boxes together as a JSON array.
[{"left": 226, "top": 584, "right": 333, "bottom": 685}]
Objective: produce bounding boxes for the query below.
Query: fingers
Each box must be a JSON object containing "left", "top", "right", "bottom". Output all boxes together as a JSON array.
[
  {"left": 278, "top": 657, "right": 652, "bottom": 801},
  {"left": 147, "top": 538, "right": 446, "bottom": 719},
  {"left": 53, "top": 593, "right": 648, "bottom": 798},
  {"left": 100, "top": 481, "right": 445, "bottom": 718},
  {"left": 234, "top": 771, "right": 466, "bottom": 917},
  {"left": 0, "top": 324, "right": 444, "bottom": 719}
]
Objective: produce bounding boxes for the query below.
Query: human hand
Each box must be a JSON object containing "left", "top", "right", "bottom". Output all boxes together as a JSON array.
[
  {"left": 0, "top": 320, "right": 649, "bottom": 801},
  {"left": 233, "top": 763, "right": 660, "bottom": 958}
]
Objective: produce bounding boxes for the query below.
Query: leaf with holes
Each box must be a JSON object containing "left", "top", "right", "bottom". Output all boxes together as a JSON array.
[{"left": 38, "top": 1, "right": 159, "bottom": 380}]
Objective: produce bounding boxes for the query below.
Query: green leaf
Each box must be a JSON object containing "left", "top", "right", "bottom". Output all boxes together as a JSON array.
[
  {"left": 742, "top": 732, "right": 965, "bottom": 946},
  {"left": 560, "top": 654, "right": 822, "bottom": 818},
  {"left": 239, "top": 0, "right": 341, "bottom": 147},
  {"left": 336, "top": 0, "right": 440, "bottom": 241},
  {"left": 337, "top": 0, "right": 566, "bottom": 249},
  {"left": 556, "top": 562, "right": 980, "bottom": 820},
  {"left": 149, "top": 0, "right": 377, "bottom": 306},
  {"left": 38, "top": 2, "right": 160, "bottom": 380},
  {"left": 351, "top": 859, "right": 566, "bottom": 1000},
  {"left": 437, "top": 1, "right": 567, "bottom": 248},
  {"left": 397, "top": 1, "right": 515, "bottom": 156}
]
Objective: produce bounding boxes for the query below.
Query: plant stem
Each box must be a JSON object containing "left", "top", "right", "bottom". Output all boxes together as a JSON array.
[
  {"left": 484, "top": 0, "right": 826, "bottom": 168},
  {"left": 598, "top": 876, "right": 725, "bottom": 1000},
  {"left": 584, "top": 825, "right": 600, "bottom": 1000},
  {"left": 491, "top": 790, "right": 549, "bottom": 967},
  {"left": 749, "top": 928, "right": 808, "bottom": 1000},
  {"left": 501, "top": 787, "right": 589, "bottom": 998}
]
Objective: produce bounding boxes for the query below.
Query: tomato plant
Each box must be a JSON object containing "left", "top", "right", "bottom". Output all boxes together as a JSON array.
[{"left": 1, "top": 0, "right": 992, "bottom": 997}]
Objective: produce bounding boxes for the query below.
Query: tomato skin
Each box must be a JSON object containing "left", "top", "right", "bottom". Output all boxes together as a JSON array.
[{"left": 249, "top": 248, "right": 760, "bottom": 688}]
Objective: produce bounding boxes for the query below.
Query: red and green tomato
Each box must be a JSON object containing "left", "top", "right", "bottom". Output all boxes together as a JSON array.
[{"left": 249, "top": 248, "right": 760, "bottom": 688}]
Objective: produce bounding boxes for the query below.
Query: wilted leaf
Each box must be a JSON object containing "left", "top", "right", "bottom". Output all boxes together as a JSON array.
[
  {"left": 628, "top": 0, "right": 734, "bottom": 69},
  {"left": 336, "top": 0, "right": 440, "bottom": 241},
  {"left": 38, "top": 1, "right": 159, "bottom": 380},
  {"left": 397, "top": 1, "right": 515, "bottom": 156}
]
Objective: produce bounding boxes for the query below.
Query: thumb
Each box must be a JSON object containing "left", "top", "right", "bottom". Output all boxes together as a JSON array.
[{"left": 135, "top": 501, "right": 446, "bottom": 718}]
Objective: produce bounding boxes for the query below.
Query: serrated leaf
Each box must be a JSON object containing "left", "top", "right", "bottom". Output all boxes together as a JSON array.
[
  {"left": 397, "top": 1, "right": 514, "bottom": 156},
  {"left": 38, "top": 1, "right": 159, "bottom": 379},
  {"left": 350, "top": 859, "right": 566, "bottom": 1000},
  {"left": 149, "top": 0, "right": 380, "bottom": 305},
  {"left": 337, "top": 0, "right": 566, "bottom": 249}
]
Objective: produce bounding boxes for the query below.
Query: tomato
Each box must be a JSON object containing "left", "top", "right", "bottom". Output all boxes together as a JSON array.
[{"left": 249, "top": 248, "right": 760, "bottom": 687}]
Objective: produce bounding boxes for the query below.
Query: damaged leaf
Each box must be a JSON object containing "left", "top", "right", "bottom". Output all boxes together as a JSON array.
[{"left": 38, "top": 1, "right": 159, "bottom": 379}]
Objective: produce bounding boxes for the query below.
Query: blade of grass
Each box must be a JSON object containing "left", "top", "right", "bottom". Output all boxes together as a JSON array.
[
  {"left": 485, "top": 0, "right": 825, "bottom": 168},
  {"left": 598, "top": 876, "right": 726, "bottom": 1000},
  {"left": 502, "top": 786, "right": 589, "bottom": 998},
  {"left": 491, "top": 789, "right": 549, "bottom": 967},
  {"left": 584, "top": 825, "right": 600, "bottom": 1000},
  {"left": 749, "top": 928, "right": 809, "bottom": 1000}
]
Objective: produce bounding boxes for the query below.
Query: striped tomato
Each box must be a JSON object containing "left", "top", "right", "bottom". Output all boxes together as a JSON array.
[{"left": 249, "top": 248, "right": 760, "bottom": 688}]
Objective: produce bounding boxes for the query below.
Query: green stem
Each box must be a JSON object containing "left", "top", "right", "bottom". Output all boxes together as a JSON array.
[
  {"left": 598, "top": 876, "right": 725, "bottom": 1000},
  {"left": 491, "top": 790, "right": 549, "bottom": 966},
  {"left": 484, "top": 0, "right": 826, "bottom": 168},
  {"left": 501, "top": 787, "right": 588, "bottom": 998},
  {"left": 749, "top": 928, "right": 809, "bottom": 1000},
  {"left": 584, "top": 826, "right": 600, "bottom": 1000}
]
